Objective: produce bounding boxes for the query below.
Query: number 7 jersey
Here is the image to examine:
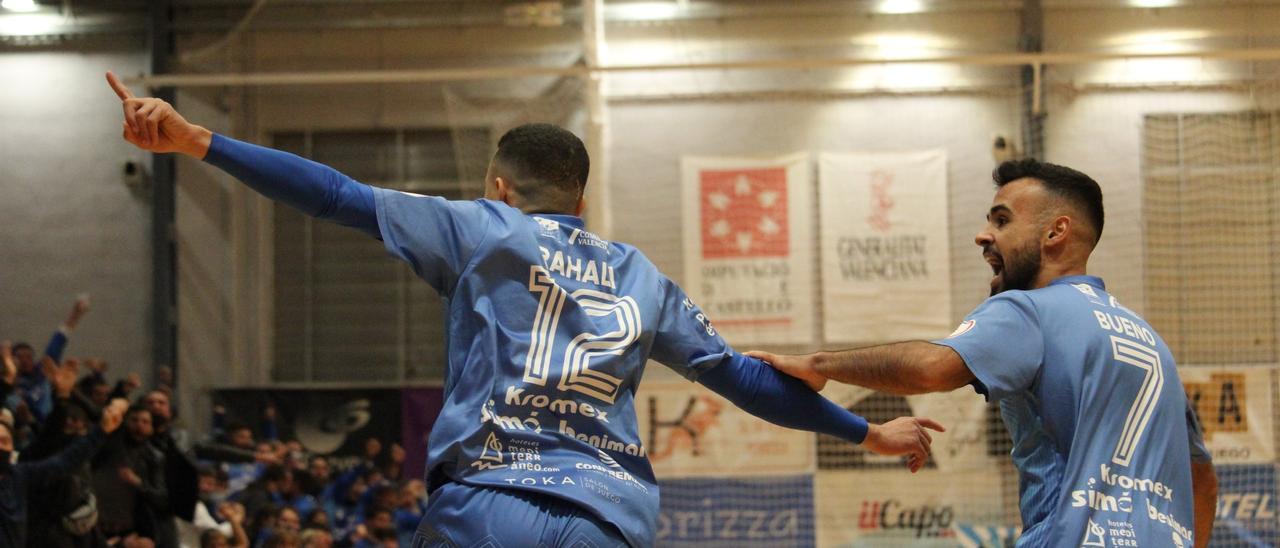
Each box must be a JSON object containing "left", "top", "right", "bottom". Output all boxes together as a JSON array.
[
  {"left": 935, "top": 275, "right": 1210, "bottom": 548},
  {"left": 373, "top": 189, "right": 731, "bottom": 548}
]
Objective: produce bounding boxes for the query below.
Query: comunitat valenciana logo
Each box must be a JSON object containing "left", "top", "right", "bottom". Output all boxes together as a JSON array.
[{"left": 947, "top": 320, "right": 976, "bottom": 339}]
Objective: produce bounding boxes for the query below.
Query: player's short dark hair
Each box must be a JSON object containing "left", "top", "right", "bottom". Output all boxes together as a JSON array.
[
  {"left": 493, "top": 123, "right": 590, "bottom": 213},
  {"left": 11, "top": 342, "right": 32, "bottom": 355},
  {"left": 993, "top": 158, "right": 1104, "bottom": 243},
  {"left": 126, "top": 404, "right": 150, "bottom": 418}
]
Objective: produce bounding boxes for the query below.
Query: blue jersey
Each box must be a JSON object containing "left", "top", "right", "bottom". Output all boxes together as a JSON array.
[
  {"left": 936, "top": 276, "right": 1209, "bottom": 548},
  {"left": 373, "top": 189, "right": 731, "bottom": 548}
]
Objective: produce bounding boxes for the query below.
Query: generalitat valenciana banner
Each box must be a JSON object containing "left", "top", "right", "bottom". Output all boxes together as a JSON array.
[{"left": 819, "top": 150, "right": 951, "bottom": 344}]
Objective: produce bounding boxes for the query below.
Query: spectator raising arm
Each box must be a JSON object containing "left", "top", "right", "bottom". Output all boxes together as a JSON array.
[
  {"left": 1, "top": 341, "right": 15, "bottom": 389},
  {"left": 20, "top": 398, "right": 127, "bottom": 487}
]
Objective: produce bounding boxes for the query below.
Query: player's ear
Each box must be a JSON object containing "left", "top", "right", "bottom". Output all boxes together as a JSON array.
[
  {"left": 1045, "top": 215, "right": 1071, "bottom": 245},
  {"left": 574, "top": 194, "right": 586, "bottom": 217},
  {"left": 494, "top": 177, "right": 515, "bottom": 205}
]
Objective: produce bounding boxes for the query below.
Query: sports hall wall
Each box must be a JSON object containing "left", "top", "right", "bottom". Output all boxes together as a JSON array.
[
  {"left": 199, "top": 3, "right": 1279, "bottom": 378},
  {"left": 0, "top": 40, "right": 152, "bottom": 385}
]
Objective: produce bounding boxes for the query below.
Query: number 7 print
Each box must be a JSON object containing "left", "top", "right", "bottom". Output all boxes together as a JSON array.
[{"left": 1110, "top": 336, "right": 1165, "bottom": 467}]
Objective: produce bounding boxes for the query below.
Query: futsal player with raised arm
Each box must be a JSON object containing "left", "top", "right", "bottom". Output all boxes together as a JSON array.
[
  {"left": 750, "top": 160, "right": 1217, "bottom": 548},
  {"left": 105, "top": 72, "right": 944, "bottom": 547}
]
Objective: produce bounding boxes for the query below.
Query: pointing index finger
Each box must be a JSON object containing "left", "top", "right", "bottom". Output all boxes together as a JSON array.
[
  {"left": 106, "top": 71, "right": 135, "bottom": 100},
  {"left": 917, "top": 417, "right": 947, "bottom": 432}
]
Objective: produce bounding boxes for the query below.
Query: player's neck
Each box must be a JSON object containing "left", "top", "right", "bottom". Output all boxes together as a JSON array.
[{"left": 1032, "top": 262, "right": 1088, "bottom": 289}]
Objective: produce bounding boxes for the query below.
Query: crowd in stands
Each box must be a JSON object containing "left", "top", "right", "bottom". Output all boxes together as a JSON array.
[{"left": 1, "top": 297, "right": 426, "bottom": 548}]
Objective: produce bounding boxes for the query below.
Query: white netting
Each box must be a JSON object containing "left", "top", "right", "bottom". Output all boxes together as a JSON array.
[{"left": 1135, "top": 91, "right": 1280, "bottom": 548}]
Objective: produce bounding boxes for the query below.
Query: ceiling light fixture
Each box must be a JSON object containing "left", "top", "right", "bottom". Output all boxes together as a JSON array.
[
  {"left": 1, "top": 0, "right": 39, "bottom": 13},
  {"left": 878, "top": 0, "right": 924, "bottom": 14}
]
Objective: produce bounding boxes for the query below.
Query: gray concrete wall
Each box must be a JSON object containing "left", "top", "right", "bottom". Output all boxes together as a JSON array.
[{"left": 0, "top": 48, "right": 151, "bottom": 382}]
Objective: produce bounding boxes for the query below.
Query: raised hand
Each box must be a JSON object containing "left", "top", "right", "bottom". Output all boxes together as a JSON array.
[
  {"left": 744, "top": 350, "right": 827, "bottom": 392},
  {"left": 66, "top": 294, "right": 91, "bottom": 330},
  {"left": 862, "top": 417, "right": 946, "bottom": 473},
  {"left": 1, "top": 341, "right": 15, "bottom": 385},
  {"left": 123, "top": 372, "right": 142, "bottom": 393},
  {"left": 42, "top": 357, "right": 81, "bottom": 398},
  {"left": 100, "top": 398, "right": 129, "bottom": 433},
  {"left": 106, "top": 71, "right": 212, "bottom": 158},
  {"left": 218, "top": 501, "right": 246, "bottom": 524}
]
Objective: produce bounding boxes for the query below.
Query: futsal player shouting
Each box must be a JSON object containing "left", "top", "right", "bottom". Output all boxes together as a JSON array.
[{"left": 751, "top": 161, "right": 1217, "bottom": 548}]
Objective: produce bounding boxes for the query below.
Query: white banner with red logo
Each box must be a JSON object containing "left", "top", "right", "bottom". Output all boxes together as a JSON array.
[
  {"left": 681, "top": 154, "right": 814, "bottom": 345},
  {"left": 636, "top": 381, "right": 816, "bottom": 478},
  {"left": 819, "top": 151, "right": 951, "bottom": 344}
]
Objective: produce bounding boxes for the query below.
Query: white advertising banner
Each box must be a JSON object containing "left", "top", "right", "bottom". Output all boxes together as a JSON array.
[
  {"left": 681, "top": 154, "right": 815, "bottom": 345},
  {"left": 1181, "top": 366, "right": 1276, "bottom": 464},
  {"left": 819, "top": 151, "right": 951, "bottom": 344},
  {"left": 815, "top": 468, "right": 1012, "bottom": 547},
  {"left": 636, "top": 381, "right": 816, "bottom": 478}
]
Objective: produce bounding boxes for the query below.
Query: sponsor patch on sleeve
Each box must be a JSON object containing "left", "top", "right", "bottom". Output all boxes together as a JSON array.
[{"left": 947, "top": 320, "right": 976, "bottom": 339}]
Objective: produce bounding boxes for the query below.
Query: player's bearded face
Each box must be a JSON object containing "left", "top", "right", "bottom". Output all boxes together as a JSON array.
[{"left": 986, "top": 236, "right": 1041, "bottom": 296}]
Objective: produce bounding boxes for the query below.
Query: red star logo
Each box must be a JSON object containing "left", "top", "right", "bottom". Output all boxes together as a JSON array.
[{"left": 699, "top": 168, "right": 789, "bottom": 259}]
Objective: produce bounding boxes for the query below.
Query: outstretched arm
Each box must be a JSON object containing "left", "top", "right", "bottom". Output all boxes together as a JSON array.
[
  {"left": 697, "top": 353, "right": 944, "bottom": 472},
  {"left": 747, "top": 341, "right": 974, "bottom": 395},
  {"left": 105, "top": 72, "right": 379, "bottom": 238},
  {"left": 24, "top": 398, "right": 127, "bottom": 486},
  {"left": 43, "top": 295, "right": 91, "bottom": 365}
]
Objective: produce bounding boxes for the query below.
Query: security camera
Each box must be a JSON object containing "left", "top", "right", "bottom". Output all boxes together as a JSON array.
[
  {"left": 992, "top": 134, "right": 1020, "bottom": 163},
  {"left": 122, "top": 160, "right": 150, "bottom": 190}
]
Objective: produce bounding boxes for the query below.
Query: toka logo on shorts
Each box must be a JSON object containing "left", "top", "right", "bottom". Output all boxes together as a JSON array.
[
  {"left": 699, "top": 168, "right": 789, "bottom": 259},
  {"left": 947, "top": 320, "right": 976, "bottom": 339}
]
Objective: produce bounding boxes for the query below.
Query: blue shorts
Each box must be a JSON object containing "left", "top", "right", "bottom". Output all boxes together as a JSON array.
[{"left": 411, "top": 482, "right": 629, "bottom": 548}]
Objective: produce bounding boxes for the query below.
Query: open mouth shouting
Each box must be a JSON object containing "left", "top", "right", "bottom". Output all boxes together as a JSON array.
[{"left": 984, "top": 249, "right": 1004, "bottom": 289}]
